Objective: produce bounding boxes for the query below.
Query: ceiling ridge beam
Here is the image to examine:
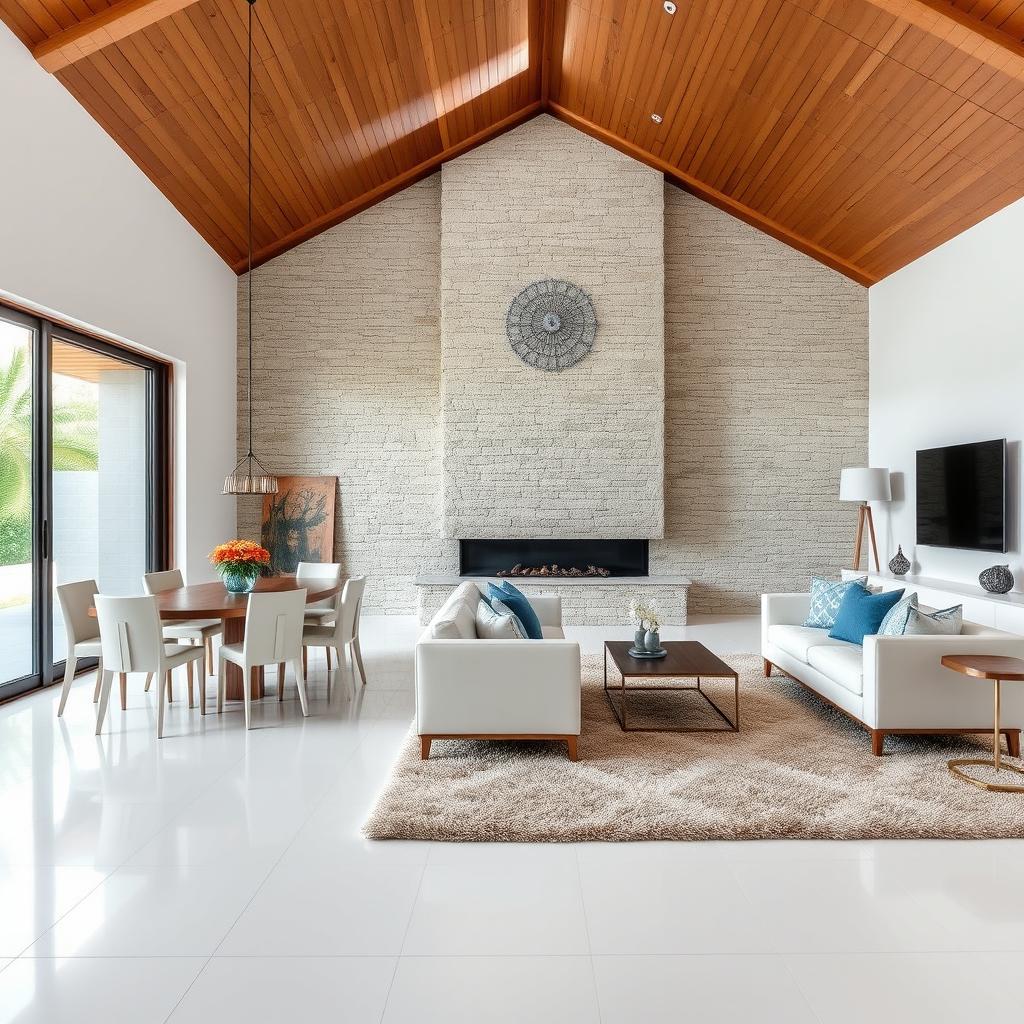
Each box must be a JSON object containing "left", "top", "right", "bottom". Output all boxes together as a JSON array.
[
  {"left": 548, "top": 103, "right": 877, "bottom": 287},
  {"left": 33, "top": 0, "right": 200, "bottom": 73}
]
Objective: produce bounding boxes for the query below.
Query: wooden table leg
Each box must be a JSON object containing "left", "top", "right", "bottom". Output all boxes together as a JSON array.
[{"left": 222, "top": 617, "right": 264, "bottom": 701}]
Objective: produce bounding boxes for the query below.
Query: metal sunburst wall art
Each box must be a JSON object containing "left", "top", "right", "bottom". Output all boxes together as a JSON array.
[{"left": 505, "top": 279, "right": 597, "bottom": 371}]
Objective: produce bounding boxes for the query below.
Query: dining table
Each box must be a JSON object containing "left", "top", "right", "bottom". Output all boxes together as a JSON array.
[{"left": 91, "top": 577, "right": 344, "bottom": 701}]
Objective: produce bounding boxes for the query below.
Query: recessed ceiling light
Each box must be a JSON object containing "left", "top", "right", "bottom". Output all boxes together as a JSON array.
[
  {"left": 651, "top": 113, "right": 663, "bottom": 124},
  {"left": 663, "top": 1, "right": 677, "bottom": 13}
]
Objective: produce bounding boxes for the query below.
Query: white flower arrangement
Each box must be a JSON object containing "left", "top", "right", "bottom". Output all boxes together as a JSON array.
[{"left": 628, "top": 596, "right": 661, "bottom": 632}]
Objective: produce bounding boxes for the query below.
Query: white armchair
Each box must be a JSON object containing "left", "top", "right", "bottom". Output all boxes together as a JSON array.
[{"left": 416, "top": 582, "right": 581, "bottom": 760}]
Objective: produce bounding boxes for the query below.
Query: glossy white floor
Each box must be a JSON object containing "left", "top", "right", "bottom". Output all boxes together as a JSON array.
[{"left": 1, "top": 614, "right": 1022, "bottom": 1024}]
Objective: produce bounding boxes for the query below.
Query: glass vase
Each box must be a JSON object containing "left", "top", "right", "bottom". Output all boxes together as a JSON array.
[{"left": 220, "top": 564, "right": 260, "bottom": 594}]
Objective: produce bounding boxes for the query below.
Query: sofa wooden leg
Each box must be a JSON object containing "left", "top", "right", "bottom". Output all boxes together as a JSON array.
[
  {"left": 566, "top": 736, "right": 578, "bottom": 761},
  {"left": 420, "top": 736, "right": 432, "bottom": 760},
  {"left": 763, "top": 659, "right": 773, "bottom": 677},
  {"left": 870, "top": 729, "right": 885, "bottom": 756},
  {"left": 1007, "top": 730, "right": 1021, "bottom": 758}
]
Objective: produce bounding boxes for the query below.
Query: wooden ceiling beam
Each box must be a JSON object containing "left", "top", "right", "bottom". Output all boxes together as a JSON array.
[
  {"left": 539, "top": 0, "right": 554, "bottom": 105},
  {"left": 33, "top": 0, "right": 200, "bottom": 73}
]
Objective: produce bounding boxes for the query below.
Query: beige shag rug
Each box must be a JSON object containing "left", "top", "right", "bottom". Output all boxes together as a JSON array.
[{"left": 363, "top": 653, "right": 1024, "bottom": 842}]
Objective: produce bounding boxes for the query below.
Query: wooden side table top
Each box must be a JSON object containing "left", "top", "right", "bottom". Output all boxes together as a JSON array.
[
  {"left": 604, "top": 640, "right": 738, "bottom": 679},
  {"left": 941, "top": 654, "right": 1024, "bottom": 681}
]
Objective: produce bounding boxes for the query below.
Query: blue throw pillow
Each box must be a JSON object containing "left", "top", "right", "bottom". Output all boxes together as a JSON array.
[
  {"left": 804, "top": 576, "right": 868, "bottom": 629},
  {"left": 877, "top": 592, "right": 918, "bottom": 636},
  {"left": 486, "top": 581, "right": 543, "bottom": 640},
  {"left": 828, "top": 584, "right": 905, "bottom": 645}
]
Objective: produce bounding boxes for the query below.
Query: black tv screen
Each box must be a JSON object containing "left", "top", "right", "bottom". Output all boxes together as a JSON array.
[{"left": 916, "top": 439, "right": 1007, "bottom": 552}]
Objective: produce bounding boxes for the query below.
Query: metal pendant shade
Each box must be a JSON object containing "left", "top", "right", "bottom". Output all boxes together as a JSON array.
[{"left": 224, "top": 0, "right": 277, "bottom": 496}]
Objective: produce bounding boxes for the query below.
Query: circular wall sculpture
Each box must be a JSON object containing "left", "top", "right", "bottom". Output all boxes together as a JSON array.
[{"left": 505, "top": 279, "right": 597, "bottom": 371}]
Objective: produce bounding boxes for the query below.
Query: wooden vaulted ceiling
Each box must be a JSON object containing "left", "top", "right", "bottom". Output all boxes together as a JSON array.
[{"left": 4, "top": 1, "right": 1024, "bottom": 284}]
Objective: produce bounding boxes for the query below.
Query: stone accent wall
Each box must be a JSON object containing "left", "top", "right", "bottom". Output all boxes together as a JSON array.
[
  {"left": 439, "top": 115, "right": 665, "bottom": 539},
  {"left": 236, "top": 177, "right": 451, "bottom": 613},
  {"left": 653, "top": 187, "right": 868, "bottom": 613}
]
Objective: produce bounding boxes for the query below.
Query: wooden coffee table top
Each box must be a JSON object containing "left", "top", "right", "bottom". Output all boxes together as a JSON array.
[
  {"left": 941, "top": 654, "right": 1024, "bottom": 681},
  {"left": 605, "top": 640, "right": 738, "bottom": 678}
]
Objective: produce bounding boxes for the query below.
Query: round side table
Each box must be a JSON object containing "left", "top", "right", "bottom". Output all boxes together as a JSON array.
[{"left": 941, "top": 654, "right": 1024, "bottom": 794}]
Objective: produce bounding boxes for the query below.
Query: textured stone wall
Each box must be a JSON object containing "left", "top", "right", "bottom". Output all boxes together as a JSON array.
[
  {"left": 653, "top": 187, "right": 868, "bottom": 613},
  {"left": 236, "top": 177, "right": 451, "bottom": 613},
  {"left": 440, "top": 115, "right": 665, "bottom": 539}
]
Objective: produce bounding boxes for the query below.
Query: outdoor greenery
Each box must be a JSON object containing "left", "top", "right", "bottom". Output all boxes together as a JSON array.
[{"left": 0, "top": 348, "right": 99, "bottom": 566}]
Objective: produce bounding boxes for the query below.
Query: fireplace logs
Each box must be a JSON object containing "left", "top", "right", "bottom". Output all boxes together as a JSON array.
[{"left": 496, "top": 563, "right": 611, "bottom": 578}]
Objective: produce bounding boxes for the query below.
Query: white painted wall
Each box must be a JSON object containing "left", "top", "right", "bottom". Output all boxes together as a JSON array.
[
  {"left": 869, "top": 195, "right": 1024, "bottom": 592},
  {"left": 0, "top": 23, "right": 237, "bottom": 583}
]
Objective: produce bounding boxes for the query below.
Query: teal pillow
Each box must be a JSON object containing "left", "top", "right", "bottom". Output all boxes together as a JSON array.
[
  {"left": 877, "top": 592, "right": 918, "bottom": 637},
  {"left": 828, "top": 584, "right": 905, "bottom": 645},
  {"left": 804, "top": 576, "right": 867, "bottom": 629},
  {"left": 486, "top": 581, "right": 543, "bottom": 639}
]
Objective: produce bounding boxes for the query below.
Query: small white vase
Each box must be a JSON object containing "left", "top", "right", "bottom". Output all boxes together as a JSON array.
[{"left": 644, "top": 629, "right": 661, "bottom": 652}]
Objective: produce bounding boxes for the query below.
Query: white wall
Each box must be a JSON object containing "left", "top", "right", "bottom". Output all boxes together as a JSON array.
[
  {"left": 0, "top": 23, "right": 236, "bottom": 584},
  {"left": 869, "top": 196, "right": 1024, "bottom": 591}
]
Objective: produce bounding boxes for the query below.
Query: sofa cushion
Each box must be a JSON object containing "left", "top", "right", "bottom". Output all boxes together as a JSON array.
[
  {"left": 476, "top": 599, "right": 525, "bottom": 639},
  {"left": 806, "top": 644, "right": 864, "bottom": 696},
  {"left": 430, "top": 581, "right": 480, "bottom": 639},
  {"left": 487, "top": 581, "right": 544, "bottom": 640},
  {"left": 804, "top": 576, "right": 868, "bottom": 629},
  {"left": 829, "top": 584, "right": 904, "bottom": 645},
  {"left": 767, "top": 624, "right": 851, "bottom": 662}
]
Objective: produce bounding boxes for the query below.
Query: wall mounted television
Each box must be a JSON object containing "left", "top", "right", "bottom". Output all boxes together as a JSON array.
[{"left": 916, "top": 439, "right": 1007, "bottom": 552}]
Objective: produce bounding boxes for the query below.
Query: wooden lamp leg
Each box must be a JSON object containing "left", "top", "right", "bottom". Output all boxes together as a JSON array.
[
  {"left": 864, "top": 504, "right": 881, "bottom": 572},
  {"left": 852, "top": 504, "right": 865, "bottom": 571}
]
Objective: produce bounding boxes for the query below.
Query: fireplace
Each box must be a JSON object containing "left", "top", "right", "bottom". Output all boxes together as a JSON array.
[{"left": 459, "top": 539, "right": 649, "bottom": 578}]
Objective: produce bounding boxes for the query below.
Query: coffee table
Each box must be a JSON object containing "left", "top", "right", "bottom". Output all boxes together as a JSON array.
[{"left": 603, "top": 641, "right": 740, "bottom": 733}]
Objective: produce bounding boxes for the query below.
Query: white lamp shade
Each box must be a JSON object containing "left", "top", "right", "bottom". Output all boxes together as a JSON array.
[{"left": 840, "top": 467, "right": 891, "bottom": 502}]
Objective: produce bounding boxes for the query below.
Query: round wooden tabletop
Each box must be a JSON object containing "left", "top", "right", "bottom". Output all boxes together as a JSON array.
[
  {"left": 941, "top": 654, "right": 1024, "bottom": 681},
  {"left": 89, "top": 577, "right": 344, "bottom": 619}
]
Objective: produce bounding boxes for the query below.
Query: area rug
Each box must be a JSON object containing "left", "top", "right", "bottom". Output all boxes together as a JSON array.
[{"left": 363, "top": 653, "right": 1024, "bottom": 841}]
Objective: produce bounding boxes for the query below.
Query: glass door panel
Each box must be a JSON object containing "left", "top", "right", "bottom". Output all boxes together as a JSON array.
[{"left": 0, "top": 313, "right": 38, "bottom": 694}]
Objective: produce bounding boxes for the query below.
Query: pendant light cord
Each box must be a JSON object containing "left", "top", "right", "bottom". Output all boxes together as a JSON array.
[{"left": 246, "top": 0, "right": 255, "bottom": 461}]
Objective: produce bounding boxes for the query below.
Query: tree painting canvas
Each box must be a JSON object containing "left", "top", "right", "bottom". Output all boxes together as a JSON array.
[{"left": 260, "top": 476, "right": 336, "bottom": 575}]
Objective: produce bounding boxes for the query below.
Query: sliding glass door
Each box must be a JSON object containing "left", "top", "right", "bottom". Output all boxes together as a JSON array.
[{"left": 0, "top": 304, "right": 168, "bottom": 701}]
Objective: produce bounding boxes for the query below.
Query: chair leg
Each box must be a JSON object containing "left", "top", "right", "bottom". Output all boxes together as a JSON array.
[
  {"left": 144, "top": 672, "right": 153, "bottom": 692},
  {"left": 302, "top": 646, "right": 308, "bottom": 677},
  {"left": 326, "top": 647, "right": 332, "bottom": 670},
  {"left": 158, "top": 669, "right": 170, "bottom": 739},
  {"left": 187, "top": 659, "right": 195, "bottom": 709},
  {"left": 278, "top": 661, "right": 286, "bottom": 702},
  {"left": 216, "top": 657, "right": 225, "bottom": 714},
  {"left": 243, "top": 667, "right": 255, "bottom": 730},
  {"left": 94, "top": 670, "right": 114, "bottom": 735},
  {"left": 199, "top": 659, "right": 206, "bottom": 716},
  {"left": 119, "top": 672, "right": 127, "bottom": 711},
  {"left": 291, "top": 658, "right": 309, "bottom": 717},
  {"left": 352, "top": 637, "right": 367, "bottom": 686},
  {"left": 205, "top": 636, "right": 213, "bottom": 677},
  {"left": 57, "top": 654, "right": 78, "bottom": 717},
  {"left": 166, "top": 670, "right": 173, "bottom": 703},
  {"left": 93, "top": 656, "right": 103, "bottom": 703}
]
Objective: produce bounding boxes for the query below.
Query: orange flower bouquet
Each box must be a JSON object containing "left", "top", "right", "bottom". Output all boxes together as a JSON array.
[{"left": 209, "top": 539, "right": 271, "bottom": 594}]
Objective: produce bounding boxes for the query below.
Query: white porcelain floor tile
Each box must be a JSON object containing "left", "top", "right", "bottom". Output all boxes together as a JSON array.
[
  {"left": 593, "top": 955, "right": 818, "bottom": 1023},
  {"left": 218, "top": 861, "right": 424, "bottom": 955},
  {"left": 382, "top": 956, "right": 600, "bottom": 1023},
  {"left": 24, "top": 863, "right": 270, "bottom": 957},
  {"left": 402, "top": 861, "right": 590, "bottom": 955},
  {"left": 786, "top": 952, "right": 1024, "bottom": 1024},
  {"left": 0, "top": 956, "right": 205, "bottom": 1024},
  {"left": 0, "top": 866, "right": 109, "bottom": 957},
  {"left": 167, "top": 956, "right": 396, "bottom": 1023}
]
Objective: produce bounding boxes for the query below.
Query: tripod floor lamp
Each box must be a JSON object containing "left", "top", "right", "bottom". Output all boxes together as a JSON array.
[{"left": 840, "top": 468, "right": 891, "bottom": 572}]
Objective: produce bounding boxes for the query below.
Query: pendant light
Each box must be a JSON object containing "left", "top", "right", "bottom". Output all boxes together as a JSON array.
[{"left": 224, "top": 0, "right": 278, "bottom": 496}]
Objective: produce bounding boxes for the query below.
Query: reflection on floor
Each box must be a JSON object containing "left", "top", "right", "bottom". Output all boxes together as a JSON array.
[{"left": 0, "top": 614, "right": 1021, "bottom": 1023}]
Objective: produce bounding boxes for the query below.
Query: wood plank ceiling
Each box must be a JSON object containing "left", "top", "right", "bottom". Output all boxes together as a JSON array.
[{"left": 3, "top": 0, "right": 1024, "bottom": 284}]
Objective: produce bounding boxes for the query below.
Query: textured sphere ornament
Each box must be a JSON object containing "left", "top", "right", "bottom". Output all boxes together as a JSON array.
[
  {"left": 979, "top": 564, "right": 1014, "bottom": 594},
  {"left": 888, "top": 545, "right": 911, "bottom": 577},
  {"left": 506, "top": 279, "right": 597, "bottom": 371}
]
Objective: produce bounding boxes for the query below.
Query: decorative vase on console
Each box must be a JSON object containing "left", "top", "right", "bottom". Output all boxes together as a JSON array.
[
  {"left": 979, "top": 564, "right": 1014, "bottom": 594},
  {"left": 644, "top": 629, "right": 661, "bottom": 652},
  {"left": 888, "top": 545, "right": 911, "bottom": 577}
]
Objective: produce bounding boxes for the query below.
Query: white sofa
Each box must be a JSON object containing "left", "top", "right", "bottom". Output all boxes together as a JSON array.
[
  {"left": 762, "top": 592, "right": 1024, "bottom": 755},
  {"left": 416, "top": 581, "right": 582, "bottom": 760}
]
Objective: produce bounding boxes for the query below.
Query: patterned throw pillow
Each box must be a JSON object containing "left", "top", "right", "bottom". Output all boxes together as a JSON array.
[
  {"left": 903, "top": 604, "right": 963, "bottom": 635},
  {"left": 877, "top": 592, "right": 919, "bottom": 636},
  {"left": 804, "top": 576, "right": 868, "bottom": 629}
]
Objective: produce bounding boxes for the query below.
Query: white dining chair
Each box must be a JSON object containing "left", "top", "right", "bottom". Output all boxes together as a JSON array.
[
  {"left": 94, "top": 595, "right": 205, "bottom": 739},
  {"left": 295, "top": 561, "right": 344, "bottom": 674},
  {"left": 218, "top": 588, "right": 309, "bottom": 730},
  {"left": 301, "top": 575, "right": 368, "bottom": 690},
  {"left": 56, "top": 579, "right": 103, "bottom": 717},
  {"left": 143, "top": 569, "right": 223, "bottom": 698}
]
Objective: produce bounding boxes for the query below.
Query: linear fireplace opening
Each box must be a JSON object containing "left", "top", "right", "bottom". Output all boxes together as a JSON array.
[{"left": 460, "top": 539, "right": 649, "bottom": 578}]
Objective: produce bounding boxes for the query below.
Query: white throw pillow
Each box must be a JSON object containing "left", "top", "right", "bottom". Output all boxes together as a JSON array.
[
  {"left": 430, "top": 596, "right": 478, "bottom": 639},
  {"left": 903, "top": 604, "right": 963, "bottom": 635},
  {"left": 476, "top": 599, "right": 525, "bottom": 640}
]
